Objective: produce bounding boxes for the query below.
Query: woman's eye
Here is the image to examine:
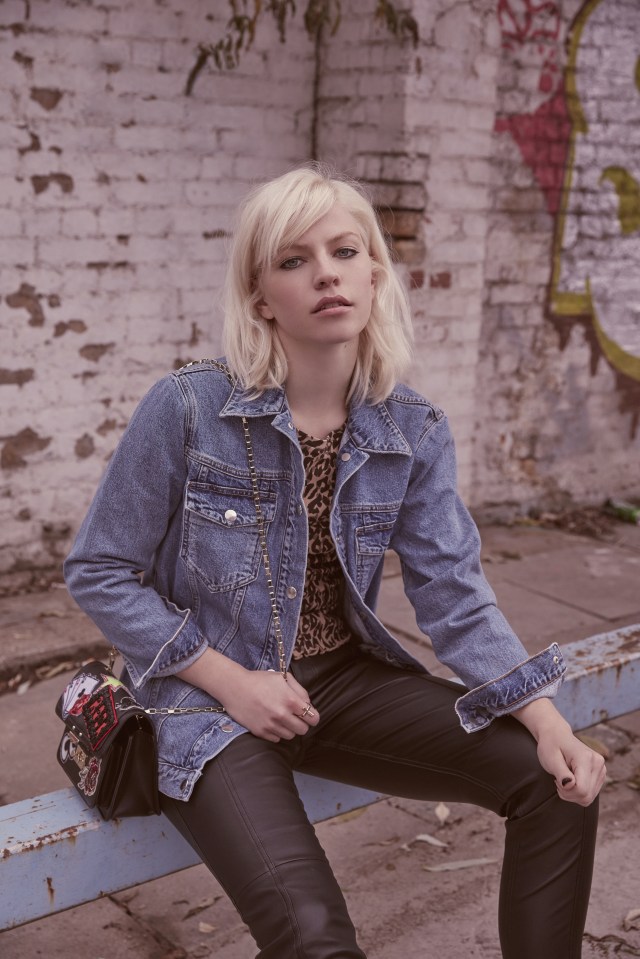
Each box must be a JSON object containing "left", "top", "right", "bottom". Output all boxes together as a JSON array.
[
  {"left": 335, "top": 247, "right": 358, "bottom": 259},
  {"left": 280, "top": 256, "right": 303, "bottom": 270}
]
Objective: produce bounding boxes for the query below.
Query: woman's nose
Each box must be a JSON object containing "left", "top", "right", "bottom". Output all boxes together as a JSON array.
[{"left": 314, "top": 260, "right": 339, "bottom": 288}]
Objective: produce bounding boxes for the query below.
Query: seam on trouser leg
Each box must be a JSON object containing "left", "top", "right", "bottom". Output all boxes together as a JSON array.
[
  {"left": 312, "top": 736, "right": 507, "bottom": 806},
  {"left": 217, "top": 749, "right": 313, "bottom": 957}
]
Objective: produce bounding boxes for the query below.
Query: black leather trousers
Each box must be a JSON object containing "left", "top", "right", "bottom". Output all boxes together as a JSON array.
[{"left": 162, "top": 642, "right": 598, "bottom": 959}]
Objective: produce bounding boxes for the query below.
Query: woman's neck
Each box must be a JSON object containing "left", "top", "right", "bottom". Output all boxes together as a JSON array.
[{"left": 284, "top": 348, "right": 354, "bottom": 439}]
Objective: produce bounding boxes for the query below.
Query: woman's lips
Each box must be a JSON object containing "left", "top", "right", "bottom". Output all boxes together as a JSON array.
[{"left": 312, "top": 296, "right": 352, "bottom": 313}]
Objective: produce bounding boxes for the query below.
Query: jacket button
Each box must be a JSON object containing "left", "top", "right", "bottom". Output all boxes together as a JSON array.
[
  {"left": 286, "top": 586, "right": 297, "bottom": 599},
  {"left": 224, "top": 509, "right": 238, "bottom": 524},
  {"left": 340, "top": 452, "right": 351, "bottom": 462},
  {"left": 553, "top": 655, "right": 560, "bottom": 664},
  {"left": 220, "top": 723, "right": 234, "bottom": 733}
]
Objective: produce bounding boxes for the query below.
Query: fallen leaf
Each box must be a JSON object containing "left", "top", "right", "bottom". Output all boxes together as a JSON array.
[
  {"left": 434, "top": 802, "right": 450, "bottom": 825},
  {"left": 626, "top": 768, "right": 640, "bottom": 791},
  {"left": 330, "top": 807, "right": 368, "bottom": 825},
  {"left": 424, "top": 857, "right": 498, "bottom": 872},
  {"left": 183, "top": 896, "right": 217, "bottom": 920},
  {"left": 38, "top": 609, "right": 68, "bottom": 619},
  {"left": 17, "top": 681, "right": 31, "bottom": 695},
  {"left": 623, "top": 907, "right": 640, "bottom": 931},
  {"left": 198, "top": 921, "right": 216, "bottom": 934},
  {"left": 414, "top": 832, "right": 448, "bottom": 847},
  {"left": 36, "top": 661, "right": 74, "bottom": 680}
]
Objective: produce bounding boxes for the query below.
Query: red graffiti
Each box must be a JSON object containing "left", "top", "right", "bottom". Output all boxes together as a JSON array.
[
  {"left": 498, "top": 0, "right": 561, "bottom": 47},
  {"left": 495, "top": 84, "right": 571, "bottom": 216},
  {"left": 498, "top": 0, "right": 562, "bottom": 94},
  {"left": 495, "top": 1, "right": 572, "bottom": 213}
]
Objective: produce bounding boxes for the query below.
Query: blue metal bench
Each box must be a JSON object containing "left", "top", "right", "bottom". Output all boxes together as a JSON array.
[{"left": 1, "top": 624, "right": 639, "bottom": 931}]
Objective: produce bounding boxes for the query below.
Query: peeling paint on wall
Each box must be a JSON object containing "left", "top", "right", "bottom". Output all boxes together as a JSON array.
[
  {"left": 78, "top": 343, "right": 115, "bottom": 363},
  {"left": 0, "top": 368, "right": 34, "bottom": 387},
  {"left": 31, "top": 173, "right": 74, "bottom": 195},
  {"left": 6, "top": 283, "right": 45, "bottom": 326},
  {"left": 74, "top": 434, "right": 95, "bottom": 459},
  {"left": 1, "top": 429, "right": 51, "bottom": 470}
]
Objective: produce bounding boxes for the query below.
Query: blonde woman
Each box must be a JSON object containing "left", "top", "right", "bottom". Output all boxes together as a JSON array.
[{"left": 65, "top": 165, "right": 605, "bottom": 958}]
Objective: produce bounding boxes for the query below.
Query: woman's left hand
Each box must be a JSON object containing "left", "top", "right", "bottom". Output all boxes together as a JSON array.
[{"left": 513, "top": 698, "right": 607, "bottom": 806}]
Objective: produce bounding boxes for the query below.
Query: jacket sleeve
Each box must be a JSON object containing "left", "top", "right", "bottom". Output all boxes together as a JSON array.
[
  {"left": 63, "top": 374, "right": 209, "bottom": 688},
  {"left": 391, "top": 414, "right": 565, "bottom": 732}
]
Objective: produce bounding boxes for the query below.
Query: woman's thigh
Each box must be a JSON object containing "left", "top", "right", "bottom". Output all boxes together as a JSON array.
[
  {"left": 161, "top": 731, "right": 366, "bottom": 958},
  {"left": 294, "top": 650, "right": 556, "bottom": 818}
]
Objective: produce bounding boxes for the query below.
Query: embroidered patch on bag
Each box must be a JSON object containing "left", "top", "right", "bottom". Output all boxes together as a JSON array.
[
  {"left": 78, "top": 756, "right": 101, "bottom": 797},
  {"left": 83, "top": 686, "right": 118, "bottom": 750}
]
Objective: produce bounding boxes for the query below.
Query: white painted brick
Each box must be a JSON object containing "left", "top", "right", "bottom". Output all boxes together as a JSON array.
[
  {"left": 0, "top": 0, "right": 27, "bottom": 26},
  {"left": 0, "top": 209, "right": 22, "bottom": 235},
  {"left": 0, "top": 237, "right": 34, "bottom": 263},
  {"left": 60, "top": 209, "right": 100, "bottom": 237}
]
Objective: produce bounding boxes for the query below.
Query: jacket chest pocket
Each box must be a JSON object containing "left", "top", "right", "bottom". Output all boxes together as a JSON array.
[
  {"left": 354, "top": 514, "right": 397, "bottom": 592},
  {"left": 182, "top": 483, "right": 277, "bottom": 593}
]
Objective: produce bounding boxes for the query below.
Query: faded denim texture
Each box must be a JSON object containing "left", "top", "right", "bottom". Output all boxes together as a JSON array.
[{"left": 65, "top": 362, "right": 565, "bottom": 800}]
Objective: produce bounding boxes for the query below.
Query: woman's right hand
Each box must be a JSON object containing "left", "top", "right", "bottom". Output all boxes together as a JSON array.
[{"left": 177, "top": 648, "right": 319, "bottom": 742}]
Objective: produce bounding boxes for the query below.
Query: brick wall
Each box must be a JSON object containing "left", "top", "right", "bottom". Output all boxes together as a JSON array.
[
  {"left": 1, "top": 0, "right": 639, "bottom": 588},
  {"left": 0, "top": 0, "right": 315, "bottom": 589}
]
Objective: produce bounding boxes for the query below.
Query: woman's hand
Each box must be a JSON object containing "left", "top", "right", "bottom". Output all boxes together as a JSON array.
[
  {"left": 513, "top": 698, "right": 606, "bottom": 806},
  {"left": 177, "top": 648, "right": 319, "bottom": 742}
]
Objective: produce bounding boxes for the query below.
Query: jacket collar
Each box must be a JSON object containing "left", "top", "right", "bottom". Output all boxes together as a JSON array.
[{"left": 221, "top": 382, "right": 411, "bottom": 456}]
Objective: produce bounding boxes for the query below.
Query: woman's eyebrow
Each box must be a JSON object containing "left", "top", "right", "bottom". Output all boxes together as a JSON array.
[{"left": 283, "top": 231, "right": 362, "bottom": 252}]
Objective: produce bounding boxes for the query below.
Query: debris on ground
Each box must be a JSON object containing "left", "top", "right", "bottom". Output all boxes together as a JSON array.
[{"left": 517, "top": 504, "right": 619, "bottom": 539}]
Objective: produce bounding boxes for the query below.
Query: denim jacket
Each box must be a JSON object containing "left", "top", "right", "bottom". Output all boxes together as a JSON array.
[{"left": 64, "top": 361, "right": 565, "bottom": 800}]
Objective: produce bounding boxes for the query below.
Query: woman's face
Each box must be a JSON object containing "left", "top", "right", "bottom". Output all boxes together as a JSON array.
[{"left": 256, "top": 203, "right": 375, "bottom": 359}]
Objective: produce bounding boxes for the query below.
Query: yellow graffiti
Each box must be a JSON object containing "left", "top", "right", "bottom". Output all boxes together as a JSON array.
[
  {"left": 549, "top": 0, "right": 600, "bottom": 319},
  {"left": 588, "top": 280, "right": 640, "bottom": 381},
  {"left": 549, "top": 0, "right": 640, "bottom": 381},
  {"left": 601, "top": 167, "right": 640, "bottom": 236}
]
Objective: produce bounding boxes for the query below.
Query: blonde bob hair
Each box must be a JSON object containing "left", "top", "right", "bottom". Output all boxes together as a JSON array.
[{"left": 223, "top": 164, "right": 414, "bottom": 405}]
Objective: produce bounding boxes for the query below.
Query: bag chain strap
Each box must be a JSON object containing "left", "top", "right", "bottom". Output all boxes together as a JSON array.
[{"left": 115, "top": 359, "right": 288, "bottom": 718}]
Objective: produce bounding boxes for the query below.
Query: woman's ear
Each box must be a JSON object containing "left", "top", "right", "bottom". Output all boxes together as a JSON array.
[{"left": 256, "top": 298, "right": 275, "bottom": 320}]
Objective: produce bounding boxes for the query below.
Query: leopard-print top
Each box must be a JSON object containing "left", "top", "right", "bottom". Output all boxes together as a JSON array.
[{"left": 292, "top": 426, "right": 354, "bottom": 659}]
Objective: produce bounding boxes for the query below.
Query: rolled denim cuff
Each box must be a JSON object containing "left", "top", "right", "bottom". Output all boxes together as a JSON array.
[
  {"left": 454, "top": 643, "right": 566, "bottom": 733},
  {"left": 124, "top": 608, "right": 209, "bottom": 688}
]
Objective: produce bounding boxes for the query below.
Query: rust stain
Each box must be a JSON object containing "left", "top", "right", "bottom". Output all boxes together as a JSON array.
[
  {"left": 54, "top": 320, "right": 87, "bottom": 337},
  {"left": 10, "top": 825, "right": 81, "bottom": 856},
  {"left": 31, "top": 173, "right": 74, "bottom": 195},
  {"left": 30, "top": 88, "right": 64, "bottom": 111},
  {"left": 0, "top": 368, "right": 34, "bottom": 387},
  {"left": 1, "top": 428, "right": 51, "bottom": 470},
  {"left": 46, "top": 876, "right": 55, "bottom": 905},
  {"left": 48, "top": 294, "right": 61, "bottom": 308},
  {"left": 79, "top": 343, "right": 114, "bottom": 362},
  {"left": 6, "top": 282, "right": 45, "bottom": 326}
]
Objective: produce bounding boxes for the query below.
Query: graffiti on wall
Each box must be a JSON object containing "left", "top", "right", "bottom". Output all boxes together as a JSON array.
[{"left": 496, "top": 0, "right": 640, "bottom": 407}]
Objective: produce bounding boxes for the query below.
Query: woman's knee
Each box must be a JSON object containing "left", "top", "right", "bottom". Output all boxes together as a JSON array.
[{"left": 235, "top": 858, "right": 366, "bottom": 959}]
